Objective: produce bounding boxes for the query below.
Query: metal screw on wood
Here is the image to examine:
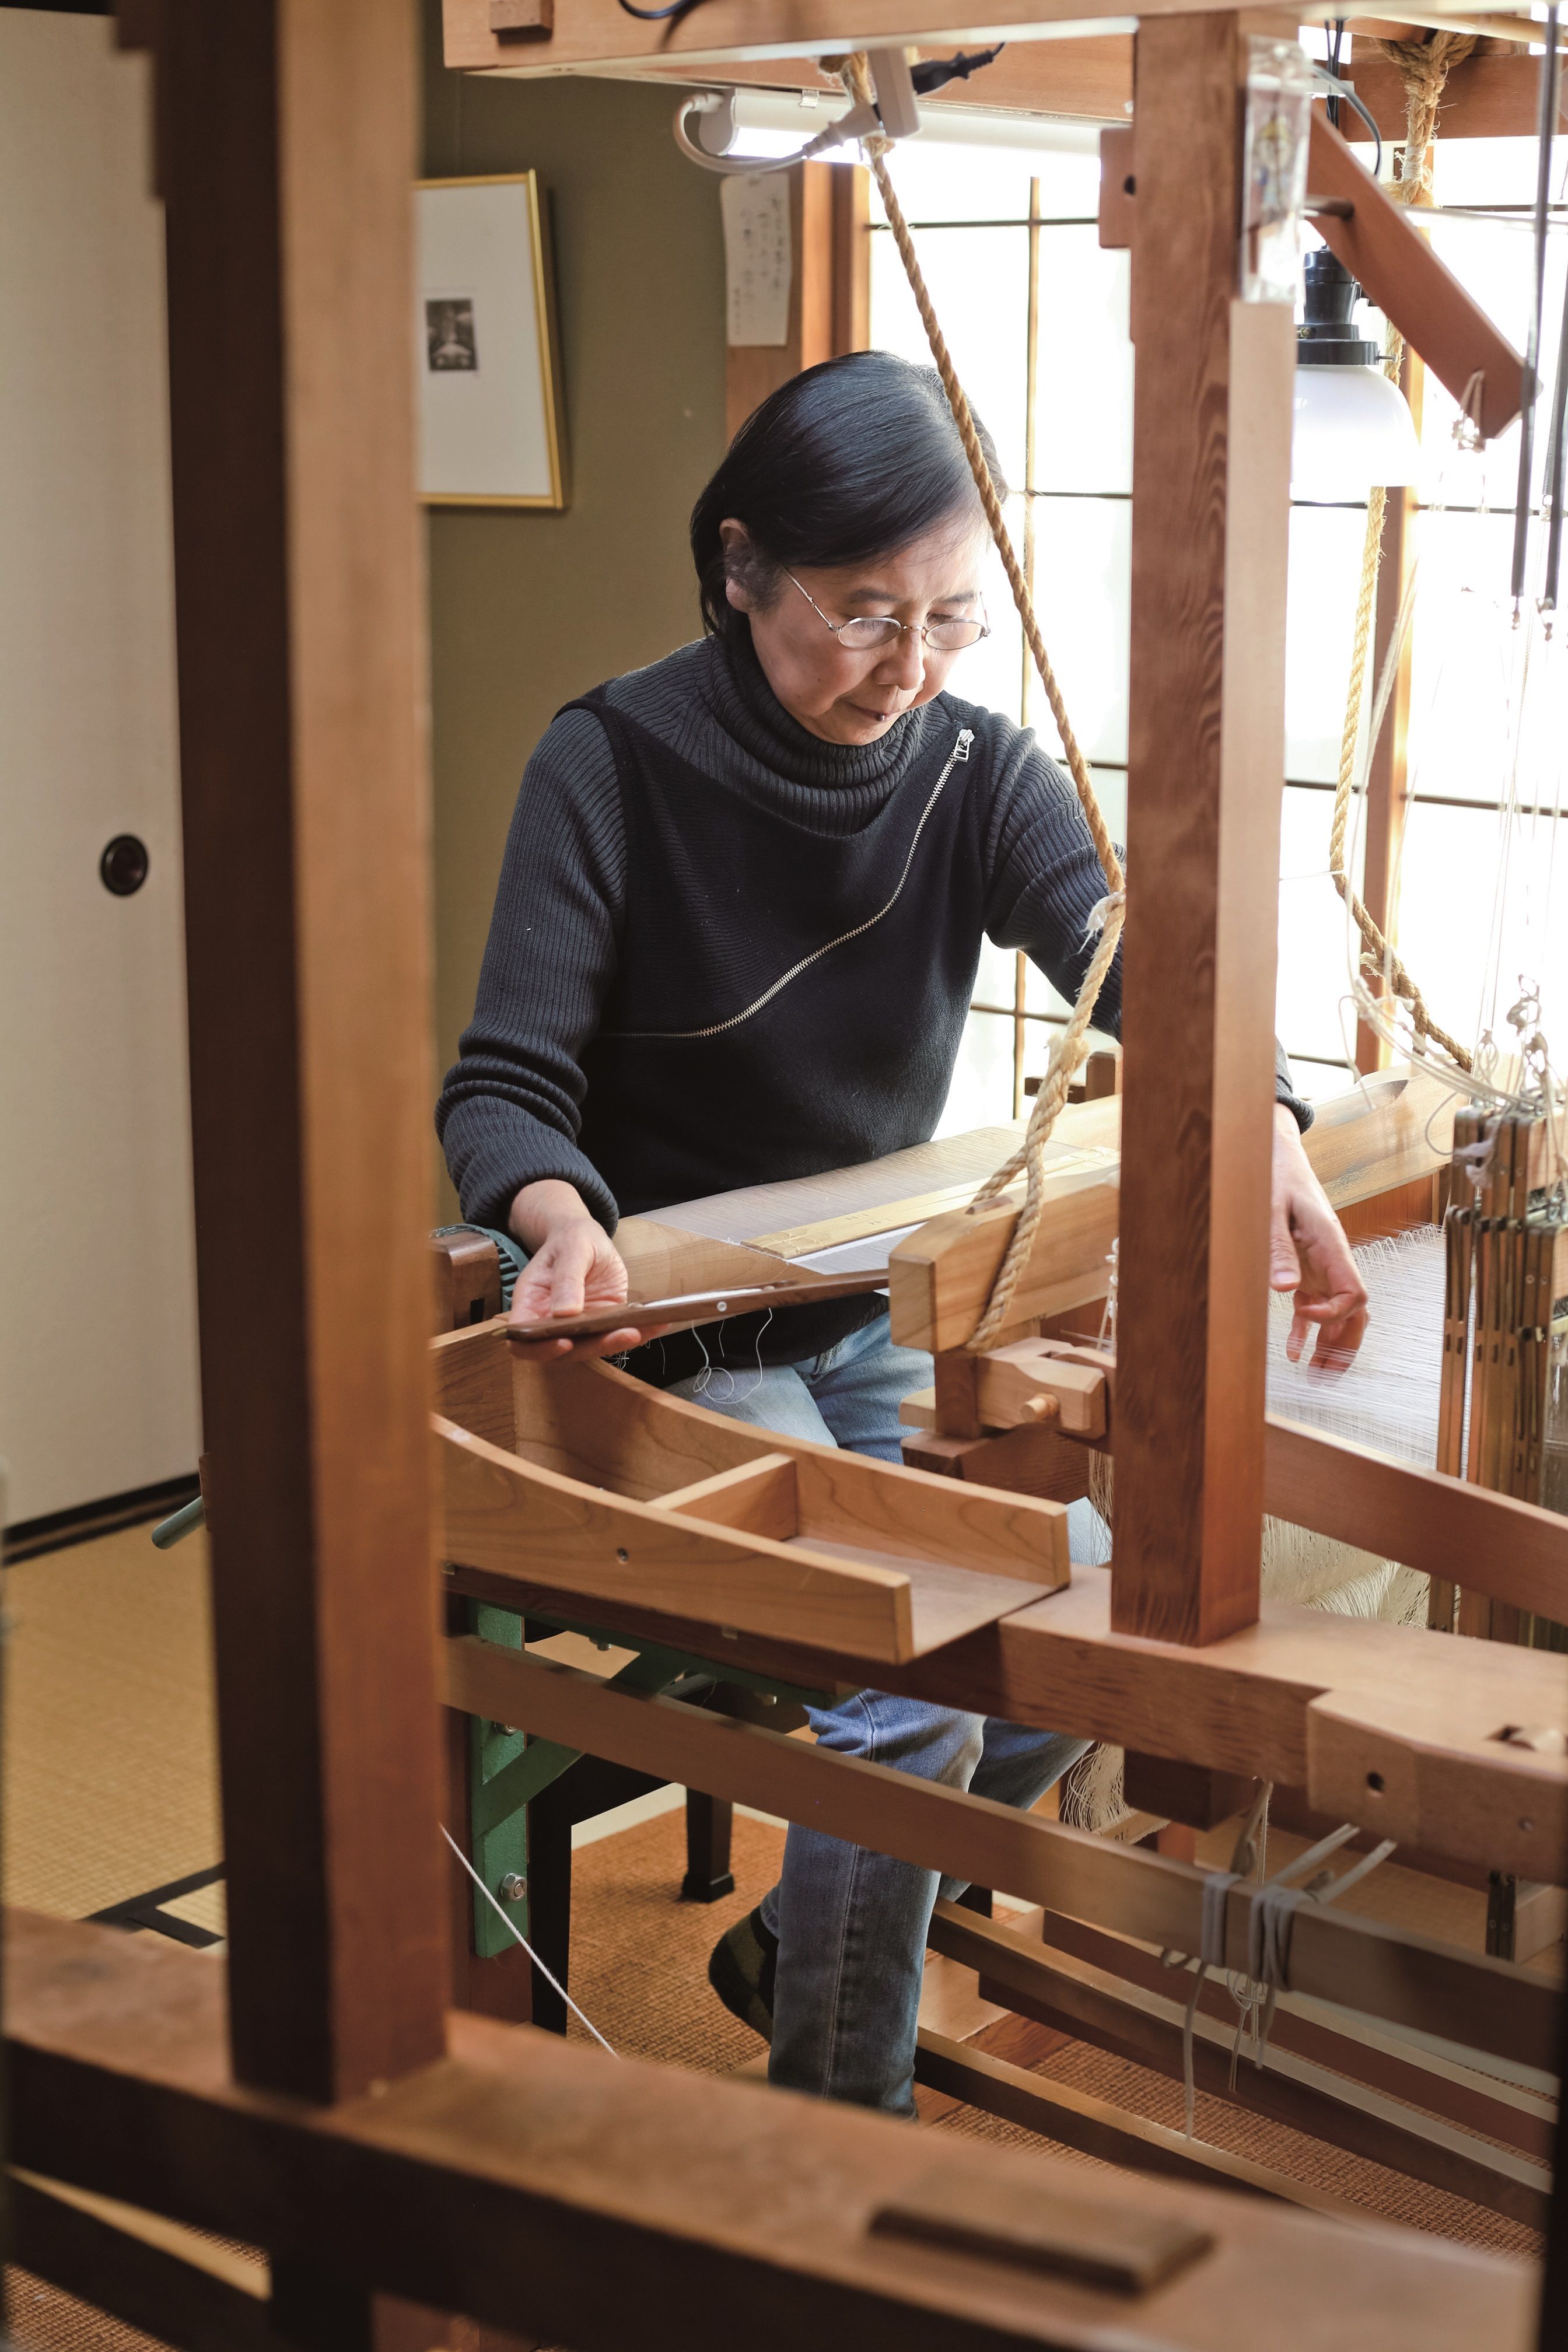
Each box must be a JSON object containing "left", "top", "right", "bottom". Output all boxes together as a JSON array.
[{"left": 499, "top": 1873, "right": 526, "bottom": 1902}]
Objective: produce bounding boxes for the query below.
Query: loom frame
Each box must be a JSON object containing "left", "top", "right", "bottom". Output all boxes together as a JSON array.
[{"left": 8, "top": 5, "right": 1566, "bottom": 2349}]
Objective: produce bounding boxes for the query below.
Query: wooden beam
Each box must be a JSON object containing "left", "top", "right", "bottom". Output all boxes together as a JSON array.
[
  {"left": 444, "top": 6, "right": 1565, "bottom": 148},
  {"left": 440, "top": 0, "right": 1285, "bottom": 79},
  {"left": 831, "top": 161, "right": 871, "bottom": 355},
  {"left": 913, "top": 2031, "right": 1374, "bottom": 2221},
  {"left": 440, "top": 1637, "right": 1562, "bottom": 2068},
  {"left": 888, "top": 1066, "right": 1454, "bottom": 1352},
  {"left": 1340, "top": 50, "right": 1568, "bottom": 144},
  {"left": 156, "top": 0, "right": 446, "bottom": 2101},
  {"left": 8, "top": 2170, "right": 273, "bottom": 2352},
  {"left": 925, "top": 1911, "right": 1553, "bottom": 2229},
  {"left": 1264, "top": 1414, "right": 1568, "bottom": 1622},
  {"left": 1028, "top": 1906, "right": 1560, "bottom": 2158},
  {"left": 9, "top": 1911, "right": 1536, "bottom": 2352},
  {"left": 1115, "top": 15, "right": 1293, "bottom": 1646},
  {"left": 1307, "top": 111, "right": 1524, "bottom": 439}
]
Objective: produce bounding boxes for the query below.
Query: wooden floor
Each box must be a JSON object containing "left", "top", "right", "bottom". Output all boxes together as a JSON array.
[{"left": 1, "top": 1522, "right": 1549, "bottom": 2348}]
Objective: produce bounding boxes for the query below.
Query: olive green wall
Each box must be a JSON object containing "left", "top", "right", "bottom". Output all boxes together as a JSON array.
[{"left": 421, "top": 4, "right": 726, "bottom": 1214}]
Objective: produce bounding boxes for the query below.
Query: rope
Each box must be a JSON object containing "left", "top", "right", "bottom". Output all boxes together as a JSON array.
[
  {"left": 1329, "top": 34, "right": 1476, "bottom": 1073},
  {"left": 838, "top": 52, "right": 1125, "bottom": 1348}
]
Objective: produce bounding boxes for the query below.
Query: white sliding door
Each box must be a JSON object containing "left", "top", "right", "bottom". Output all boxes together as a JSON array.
[{"left": 0, "top": 10, "right": 199, "bottom": 1524}]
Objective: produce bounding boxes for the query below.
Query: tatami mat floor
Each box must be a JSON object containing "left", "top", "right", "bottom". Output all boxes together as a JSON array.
[
  {"left": 2, "top": 1524, "right": 1550, "bottom": 2348},
  {"left": 5, "top": 1524, "right": 222, "bottom": 1923}
]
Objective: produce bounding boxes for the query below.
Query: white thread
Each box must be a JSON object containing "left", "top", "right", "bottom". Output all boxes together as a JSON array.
[
  {"left": 610, "top": 728, "right": 972, "bottom": 1041},
  {"left": 1240, "top": 1822, "right": 1378, "bottom": 2062},
  {"left": 1083, "top": 888, "right": 1126, "bottom": 942},
  {"left": 734, "top": 1306, "right": 775, "bottom": 1405},
  {"left": 441, "top": 1826, "right": 618, "bottom": 2057},
  {"left": 1181, "top": 1871, "right": 1239, "bottom": 2138}
]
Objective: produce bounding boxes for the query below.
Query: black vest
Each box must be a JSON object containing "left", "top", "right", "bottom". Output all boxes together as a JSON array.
[{"left": 570, "top": 686, "right": 995, "bottom": 1376}]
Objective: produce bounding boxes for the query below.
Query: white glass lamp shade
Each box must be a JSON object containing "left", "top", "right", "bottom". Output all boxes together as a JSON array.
[{"left": 1291, "top": 364, "right": 1420, "bottom": 502}]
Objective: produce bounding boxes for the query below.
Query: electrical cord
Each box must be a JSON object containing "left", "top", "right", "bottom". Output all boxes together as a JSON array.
[
  {"left": 1317, "top": 19, "right": 1382, "bottom": 177},
  {"left": 618, "top": 0, "right": 710, "bottom": 19},
  {"left": 911, "top": 44, "right": 1006, "bottom": 96},
  {"left": 1312, "top": 64, "right": 1382, "bottom": 178},
  {"left": 672, "top": 88, "right": 881, "bottom": 174}
]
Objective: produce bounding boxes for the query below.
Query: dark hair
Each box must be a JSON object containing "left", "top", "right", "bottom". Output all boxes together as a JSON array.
[{"left": 690, "top": 351, "right": 1005, "bottom": 640}]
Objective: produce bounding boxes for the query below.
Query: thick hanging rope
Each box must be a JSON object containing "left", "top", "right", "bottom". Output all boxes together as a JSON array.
[
  {"left": 837, "top": 52, "right": 1125, "bottom": 1346},
  {"left": 1329, "top": 34, "right": 1476, "bottom": 1072}
]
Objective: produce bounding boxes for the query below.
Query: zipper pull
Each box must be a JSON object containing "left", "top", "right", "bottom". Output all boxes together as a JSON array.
[{"left": 954, "top": 727, "right": 974, "bottom": 762}]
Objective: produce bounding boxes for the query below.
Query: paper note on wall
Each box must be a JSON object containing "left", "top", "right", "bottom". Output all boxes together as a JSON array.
[{"left": 721, "top": 174, "right": 792, "bottom": 348}]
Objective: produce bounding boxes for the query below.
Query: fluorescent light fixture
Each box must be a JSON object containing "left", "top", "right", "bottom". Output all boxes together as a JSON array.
[{"left": 716, "top": 88, "right": 1121, "bottom": 163}]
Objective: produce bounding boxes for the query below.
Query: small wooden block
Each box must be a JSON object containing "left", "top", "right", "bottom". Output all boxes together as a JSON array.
[
  {"left": 976, "top": 1342, "right": 1109, "bottom": 1438},
  {"left": 933, "top": 1348, "right": 984, "bottom": 1439},
  {"left": 901, "top": 1423, "right": 1091, "bottom": 1506},
  {"left": 488, "top": 0, "right": 553, "bottom": 32},
  {"left": 900, "top": 1386, "right": 939, "bottom": 1430},
  {"left": 867, "top": 2167, "right": 1211, "bottom": 2295},
  {"left": 431, "top": 1231, "right": 503, "bottom": 1336}
]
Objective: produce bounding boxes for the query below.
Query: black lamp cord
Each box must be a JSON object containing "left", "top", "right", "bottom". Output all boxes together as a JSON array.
[{"left": 1318, "top": 20, "right": 1382, "bottom": 178}]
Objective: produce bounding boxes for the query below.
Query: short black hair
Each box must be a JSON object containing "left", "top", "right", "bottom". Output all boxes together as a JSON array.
[{"left": 690, "top": 351, "right": 1005, "bottom": 641}]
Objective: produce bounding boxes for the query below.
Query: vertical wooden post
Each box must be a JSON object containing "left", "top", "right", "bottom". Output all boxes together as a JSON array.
[
  {"left": 1113, "top": 16, "right": 1294, "bottom": 1646},
  {"left": 831, "top": 162, "right": 872, "bottom": 356},
  {"left": 157, "top": 0, "right": 448, "bottom": 2101},
  {"left": 1356, "top": 356, "right": 1422, "bottom": 1074}
]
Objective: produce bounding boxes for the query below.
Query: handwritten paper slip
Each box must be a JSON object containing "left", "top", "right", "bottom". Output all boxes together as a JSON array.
[{"left": 721, "top": 174, "right": 792, "bottom": 348}]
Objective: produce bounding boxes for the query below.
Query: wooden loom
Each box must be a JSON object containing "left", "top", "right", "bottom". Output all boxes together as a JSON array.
[{"left": 8, "top": 6, "right": 1568, "bottom": 2352}]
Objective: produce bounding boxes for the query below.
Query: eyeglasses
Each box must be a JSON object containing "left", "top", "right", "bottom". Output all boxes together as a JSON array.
[{"left": 784, "top": 569, "right": 990, "bottom": 653}]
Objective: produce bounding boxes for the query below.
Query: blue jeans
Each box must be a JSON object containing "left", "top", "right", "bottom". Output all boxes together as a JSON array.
[{"left": 668, "top": 1311, "right": 1088, "bottom": 2116}]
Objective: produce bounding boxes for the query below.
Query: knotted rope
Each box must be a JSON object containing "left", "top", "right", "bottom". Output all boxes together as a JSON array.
[
  {"left": 837, "top": 52, "right": 1126, "bottom": 1348},
  {"left": 1328, "top": 33, "right": 1476, "bottom": 1071}
]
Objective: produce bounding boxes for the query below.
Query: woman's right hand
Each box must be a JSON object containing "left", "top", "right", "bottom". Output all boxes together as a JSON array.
[{"left": 506, "top": 1180, "right": 668, "bottom": 1363}]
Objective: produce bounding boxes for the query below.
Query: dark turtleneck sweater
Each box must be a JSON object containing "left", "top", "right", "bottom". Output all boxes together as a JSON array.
[{"left": 437, "top": 630, "right": 1309, "bottom": 1377}]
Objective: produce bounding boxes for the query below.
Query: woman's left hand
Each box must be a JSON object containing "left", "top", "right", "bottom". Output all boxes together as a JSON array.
[{"left": 1270, "top": 1104, "right": 1368, "bottom": 1375}]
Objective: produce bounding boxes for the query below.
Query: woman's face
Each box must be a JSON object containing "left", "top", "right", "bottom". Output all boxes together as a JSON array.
[{"left": 721, "top": 514, "right": 989, "bottom": 748}]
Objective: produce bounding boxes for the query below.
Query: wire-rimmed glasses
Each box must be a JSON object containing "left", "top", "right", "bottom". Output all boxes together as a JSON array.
[{"left": 783, "top": 568, "right": 990, "bottom": 652}]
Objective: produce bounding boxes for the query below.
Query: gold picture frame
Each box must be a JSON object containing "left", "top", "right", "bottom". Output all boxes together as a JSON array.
[{"left": 415, "top": 170, "right": 568, "bottom": 510}]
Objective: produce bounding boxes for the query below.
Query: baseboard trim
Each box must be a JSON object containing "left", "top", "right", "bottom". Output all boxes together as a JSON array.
[{"left": 5, "top": 1472, "right": 201, "bottom": 1565}]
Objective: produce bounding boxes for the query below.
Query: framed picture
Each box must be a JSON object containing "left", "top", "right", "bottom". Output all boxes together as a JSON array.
[{"left": 415, "top": 172, "right": 568, "bottom": 510}]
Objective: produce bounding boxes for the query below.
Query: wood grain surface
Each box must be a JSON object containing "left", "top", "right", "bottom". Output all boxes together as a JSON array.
[
  {"left": 929, "top": 1914, "right": 1552, "bottom": 2228},
  {"left": 440, "top": 1640, "right": 1560, "bottom": 2072},
  {"left": 1308, "top": 111, "right": 1524, "bottom": 439},
  {"left": 8, "top": 1908, "right": 1535, "bottom": 2352},
  {"left": 1116, "top": 18, "right": 1293, "bottom": 1647},
  {"left": 158, "top": 0, "right": 446, "bottom": 2101}
]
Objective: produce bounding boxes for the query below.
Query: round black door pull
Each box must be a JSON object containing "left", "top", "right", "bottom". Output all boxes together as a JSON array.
[{"left": 100, "top": 835, "right": 149, "bottom": 897}]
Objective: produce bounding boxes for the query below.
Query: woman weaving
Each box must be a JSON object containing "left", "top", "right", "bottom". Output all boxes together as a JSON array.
[{"left": 437, "top": 351, "right": 1366, "bottom": 2119}]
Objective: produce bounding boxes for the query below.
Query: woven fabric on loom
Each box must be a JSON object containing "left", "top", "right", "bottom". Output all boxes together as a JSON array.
[{"left": 1066, "top": 1229, "right": 1446, "bottom": 1828}]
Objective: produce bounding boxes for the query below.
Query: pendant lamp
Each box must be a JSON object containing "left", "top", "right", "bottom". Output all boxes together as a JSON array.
[{"left": 1292, "top": 249, "right": 1421, "bottom": 503}]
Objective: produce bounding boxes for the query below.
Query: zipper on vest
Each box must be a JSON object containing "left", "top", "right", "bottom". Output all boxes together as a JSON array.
[{"left": 614, "top": 723, "right": 978, "bottom": 1043}]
